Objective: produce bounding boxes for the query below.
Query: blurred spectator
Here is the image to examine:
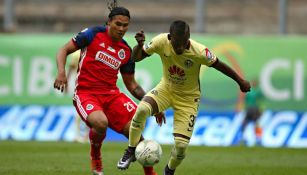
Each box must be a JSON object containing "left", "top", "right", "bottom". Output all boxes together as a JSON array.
[{"left": 241, "top": 78, "right": 264, "bottom": 145}]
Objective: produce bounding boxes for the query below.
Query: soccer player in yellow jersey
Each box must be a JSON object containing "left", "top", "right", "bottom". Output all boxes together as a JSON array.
[{"left": 117, "top": 20, "right": 251, "bottom": 175}]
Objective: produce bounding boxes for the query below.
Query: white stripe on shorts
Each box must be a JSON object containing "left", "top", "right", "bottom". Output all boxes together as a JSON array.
[{"left": 73, "top": 94, "right": 88, "bottom": 120}]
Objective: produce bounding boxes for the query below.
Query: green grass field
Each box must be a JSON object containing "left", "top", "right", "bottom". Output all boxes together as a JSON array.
[{"left": 0, "top": 141, "right": 306, "bottom": 175}]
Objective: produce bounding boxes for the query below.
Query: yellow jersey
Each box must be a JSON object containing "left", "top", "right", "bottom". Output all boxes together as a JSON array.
[
  {"left": 69, "top": 50, "right": 81, "bottom": 68},
  {"left": 143, "top": 33, "right": 217, "bottom": 96}
]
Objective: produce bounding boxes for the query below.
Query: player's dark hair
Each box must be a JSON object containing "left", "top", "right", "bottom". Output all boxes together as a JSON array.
[
  {"left": 170, "top": 20, "right": 190, "bottom": 37},
  {"left": 108, "top": 7, "right": 130, "bottom": 20},
  {"left": 107, "top": 0, "right": 118, "bottom": 11}
]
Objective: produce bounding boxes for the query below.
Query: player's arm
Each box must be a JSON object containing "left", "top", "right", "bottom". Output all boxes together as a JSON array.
[
  {"left": 132, "top": 30, "right": 150, "bottom": 62},
  {"left": 211, "top": 58, "right": 251, "bottom": 92},
  {"left": 122, "top": 73, "right": 166, "bottom": 125},
  {"left": 122, "top": 73, "right": 146, "bottom": 100},
  {"left": 54, "top": 40, "right": 79, "bottom": 92}
]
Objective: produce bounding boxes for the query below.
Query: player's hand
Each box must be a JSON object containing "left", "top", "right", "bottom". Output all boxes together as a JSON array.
[
  {"left": 54, "top": 72, "right": 68, "bottom": 93},
  {"left": 154, "top": 112, "right": 166, "bottom": 126},
  {"left": 239, "top": 79, "right": 251, "bottom": 93},
  {"left": 135, "top": 30, "right": 145, "bottom": 46}
]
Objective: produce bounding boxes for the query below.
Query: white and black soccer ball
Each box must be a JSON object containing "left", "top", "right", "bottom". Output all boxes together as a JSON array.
[{"left": 135, "top": 140, "right": 162, "bottom": 167}]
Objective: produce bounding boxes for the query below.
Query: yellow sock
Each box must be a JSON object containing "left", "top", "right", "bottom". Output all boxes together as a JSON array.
[
  {"left": 129, "top": 101, "right": 152, "bottom": 147},
  {"left": 168, "top": 139, "right": 188, "bottom": 170}
]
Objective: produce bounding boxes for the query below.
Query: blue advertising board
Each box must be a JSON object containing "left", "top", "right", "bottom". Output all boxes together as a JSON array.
[{"left": 0, "top": 106, "right": 306, "bottom": 148}]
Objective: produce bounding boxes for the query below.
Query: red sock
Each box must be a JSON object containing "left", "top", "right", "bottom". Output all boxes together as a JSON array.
[
  {"left": 255, "top": 126, "right": 263, "bottom": 139},
  {"left": 89, "top": 128, "right": 106, "bottom": 160},
  {"left": 143, "top": 166, "right": 155, "bottom": 175}
]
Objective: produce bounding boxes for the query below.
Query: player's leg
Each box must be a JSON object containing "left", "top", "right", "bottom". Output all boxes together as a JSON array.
[
  {"left": 107, "top": 93, "right": 159, "bottom": 174},
  {"left": 164, "top": 94, "right": 199, "bottom": 175},
  {"left": 89, "top": 127, "right": 106, "bottom": 175},
  {"left": 253, "top": 107, "right": 262, "bottom": 145},
  {"left": 104, "top": 93, "right": 140, "bottom": 170},
  {"left": 240, "top": 108, "right": 252, "bottom": 144},
  {"left": 74, "top": 114, "right": 88, "bottom": 143},
  {"left": 73, "top": 93, "right": 108, "bottom": 175},
  {"left": 121, "top": 122, "right": 157, "bottom": 175},
  {"left": 164, "top": 139, "right": 189, "bottom": 175},
  {"left": 118, "top": 85, "right": 170, "bottom": 170},
  {"left": 87, "top": 112, "right": 108, "bottom": 175}
]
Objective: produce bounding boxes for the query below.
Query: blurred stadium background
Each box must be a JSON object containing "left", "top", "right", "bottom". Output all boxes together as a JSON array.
[{"left": 0, "top": 0, "right": 307, "bottom": 174}]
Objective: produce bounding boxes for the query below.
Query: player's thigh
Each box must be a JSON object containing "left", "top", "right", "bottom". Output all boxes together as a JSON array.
[
  {"left": 104, "top": 93, "right": 137, "bottom": 133},
  {"left": 144, "top": 83, "right": 171, "bottom": 113},
  {"left": 173, "top": 96, "right": 200, "bottom": 141},
  {"left": 73, "top": 93, "right": 107, "bottom": 128}
]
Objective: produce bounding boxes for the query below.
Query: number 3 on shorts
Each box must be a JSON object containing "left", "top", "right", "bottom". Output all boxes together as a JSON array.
[{"left": 187, "top": 115, "right": 196, "bottom": 132}]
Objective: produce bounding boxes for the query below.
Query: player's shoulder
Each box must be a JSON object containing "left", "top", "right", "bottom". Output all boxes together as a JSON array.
[
  {"left": 154, "top": 33, "right": 168, "bottom": 41},
  {"left": 87, "top": 25, "right": 107, "bottom": 34},
  {"left": 151, "top": 33, "right": 169, "bottom": 47},
  {"left": 189, "top": 39, "right": 208, "bottom": 54},
  {"left": 74, "top": 26, "right": 106, "bottom": 40},
  {"left": 79, "top": 26, "right": 107, "bottom": 36},
  {"left": 190, "top": 39, "right": 207, "bottom": 50}
]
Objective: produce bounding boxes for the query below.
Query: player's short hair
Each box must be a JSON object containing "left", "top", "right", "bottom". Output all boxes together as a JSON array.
[
  {"left": 170, "top": 20, "right": 190, "bottom": 37},
  {"left": 108, "top": 7, "right": 130, "bottom": 20}
]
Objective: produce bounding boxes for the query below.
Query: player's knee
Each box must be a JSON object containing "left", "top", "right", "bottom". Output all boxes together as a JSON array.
[
  {"left": 134, "top": 101, "right": 152, "bottom": 121},
  {"left": 171, "top": 140, "right": 188, "bottom": 160},
  {"left": 130, "top": 102, "right": 152, "bottom": 130},
  {"left": 91, "top": 118, "right": 108, "bottom": 134}
]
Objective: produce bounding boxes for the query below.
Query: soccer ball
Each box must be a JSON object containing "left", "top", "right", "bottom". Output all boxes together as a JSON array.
[{"left": 135, "top": 140, "right": 162, "bottom": 167}]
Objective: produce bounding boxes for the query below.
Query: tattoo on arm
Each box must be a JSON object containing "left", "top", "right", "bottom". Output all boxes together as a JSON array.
[{"left": 131, "top": 85, "right": 146, "bottom": 101}]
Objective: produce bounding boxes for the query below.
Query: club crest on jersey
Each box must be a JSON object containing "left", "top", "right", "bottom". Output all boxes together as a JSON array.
[
  {"left": 118, "top": 49, "right": 125, "bottom": 60},
  {"left": 95, "top": 51, "right": 121, "bottom": 70},
  {"left": 184, "top": 59, "right": 193, "bottom": 68},
  {"left": 86, "top": 104, "right": 94, "bottom": 111},
  {"left": 151, "top": 90, "right": 158, "bottom": 96}
]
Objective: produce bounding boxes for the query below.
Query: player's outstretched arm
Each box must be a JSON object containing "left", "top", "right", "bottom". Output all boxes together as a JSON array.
[
  {"left": 131, "top": 30, "right": 149, "bottom": 62},
  {"left": 211, "top": 58, "right": 251, "bottom": 93},
  {"left": 54, "top": 40, "right": 78, "bottom": 92}
]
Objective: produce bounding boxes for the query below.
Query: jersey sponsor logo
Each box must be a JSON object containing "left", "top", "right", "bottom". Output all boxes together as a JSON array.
[
  {"left": 168, "top": 65, "right": 185, "bottom": 77},
  {"left": 184, "top": 59, "right": 193, "bottom": 68},
  {"left": 86, "top": 104, "right": 94, "bottom": 111},
  {"left": 118, "top": 49, "right": 126, "bottom": 60},
  {"left": 95, "top": 51, "right": 121, "bottom": 70},
  {"left": 168, "top": 65, "right": 186, "bottom": 85}
]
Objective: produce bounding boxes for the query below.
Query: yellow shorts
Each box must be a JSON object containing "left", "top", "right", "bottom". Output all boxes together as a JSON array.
[{"left": 145, "top": 82, "right": 200, "bottom": 143}]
